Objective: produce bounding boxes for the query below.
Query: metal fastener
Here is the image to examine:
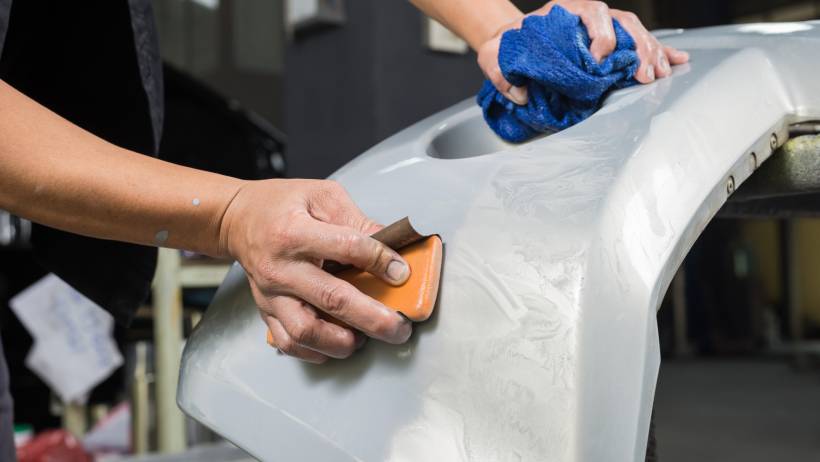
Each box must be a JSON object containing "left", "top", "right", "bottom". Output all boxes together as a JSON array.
[
  {"left": 770, "top": 133, "right": 778, "bottom": 150},
  {"left": 726, "top": 175, "right": 735, "bottom": 194}
]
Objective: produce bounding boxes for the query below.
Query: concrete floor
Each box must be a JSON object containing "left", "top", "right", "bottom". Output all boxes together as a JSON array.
[{"left": 654, "top": 358, "right": 820, "bottom": 462}]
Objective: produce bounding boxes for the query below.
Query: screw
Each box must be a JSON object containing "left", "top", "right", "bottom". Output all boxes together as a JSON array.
[
  {"left": 770, "top": 133, "right": 778, "bottom": 150},
  {"left": 750, "top": 152, "right": 758, "bottom": 169},
  {"left": 726, "top": 175, "right": 735, "bottom": 195}
]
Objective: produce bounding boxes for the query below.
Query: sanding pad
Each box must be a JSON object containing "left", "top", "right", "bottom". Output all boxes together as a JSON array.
[{"left": 337, "top": 234, "right": 442, "bottom": 322}]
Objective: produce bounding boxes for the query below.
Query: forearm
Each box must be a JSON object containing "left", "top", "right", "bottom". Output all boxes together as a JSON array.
[
  {"left": 0, "top": 80, "right": 245, "bottom": 257},
  {"left": 410, "top": 0, "right": 523, "bottom": 51}
]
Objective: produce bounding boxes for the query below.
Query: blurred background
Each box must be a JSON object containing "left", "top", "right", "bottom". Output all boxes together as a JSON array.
[{"left": 1, "top": 0, "right": 820, "bottom": 460}]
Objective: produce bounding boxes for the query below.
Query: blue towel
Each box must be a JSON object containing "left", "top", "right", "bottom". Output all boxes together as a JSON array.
[{"left": 477, "top": 5, "right": 639, "bottom": 143}]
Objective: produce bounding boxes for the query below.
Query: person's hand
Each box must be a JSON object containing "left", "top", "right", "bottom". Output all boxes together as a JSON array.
[
  {"left": 607, "top": 7, "right": 689, "bottom": 82},
  {"left": 477, "top": 27, "right": 529, "bottom": 105},
  {"left": 476, "top": 1, "right": 690, "bottom": 105},
  {"left": 218, "top": 179, "right": 413, "bottom": 363}
]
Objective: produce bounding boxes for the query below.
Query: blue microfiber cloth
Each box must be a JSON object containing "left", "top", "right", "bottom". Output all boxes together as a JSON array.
[{"left": 477, "top": 5, "right": 640, "bottom": 142}]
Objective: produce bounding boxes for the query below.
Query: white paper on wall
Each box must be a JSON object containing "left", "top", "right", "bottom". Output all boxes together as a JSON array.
[{"left": 10, "top": 274, "right": 123, "bottom": 404}]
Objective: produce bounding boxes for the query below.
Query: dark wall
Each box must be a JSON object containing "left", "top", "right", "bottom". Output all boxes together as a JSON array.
[
  {"left": 284, "top": 1, "right": 484, "bottom": 179},
  {"left": 654, "top": 0, "right": 731, "bottom": 28}
]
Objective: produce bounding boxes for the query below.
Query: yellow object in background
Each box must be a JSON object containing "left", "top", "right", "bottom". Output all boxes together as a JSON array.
[
  {"left": 742, "top": 218, "right": 820, "bottom": 327},
  {"left": 795, "top": 219, "right": 820, "bottom": 326}
]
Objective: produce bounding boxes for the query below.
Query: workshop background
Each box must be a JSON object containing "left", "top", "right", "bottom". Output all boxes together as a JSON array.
[{"left": 1, "top": 0, "right": 819, "bottom": 460}]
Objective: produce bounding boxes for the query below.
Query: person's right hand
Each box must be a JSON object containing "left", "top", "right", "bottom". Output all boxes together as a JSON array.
[
  {"left": 477, "top": 0, "right": 689, "bottom": 105},
  {"left": 218, "top": 179, "right": 413, "bottom": 363}
]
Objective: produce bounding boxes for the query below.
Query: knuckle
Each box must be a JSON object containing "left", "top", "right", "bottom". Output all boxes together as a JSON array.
[
  {"left": 647, "top": 44, "right": 658, "bottom": 60},
  {"left": 256, "top": 261, "right": 284, "bottom": 288},
  {"left": 275, "top": 220, "right": 303, "bottom": 250},
  {"left": 321, "top": 283, "right": 351, "bottom": 314},
  {"left": 622, "top": 11, "right": 639, "bottom": 24},
  {"left": 339, "top": 232, "right": 365, "bottom": 260},
  {"left": 488, "top": 67, "right": 506, "bottom": 86},
  {"left": 290, "top": 320, "right": 319, "bottom": 346},
  {"left": 322, "top": 179, "right": 346, "bottom": 196},
  {"left": 359, "top": 218, "right": 381, "bottom": 234},
  {"left": 276, "top": 338, "right": 299, "bottom": 356},
  {"left": 255, "top": 299, "right": 276, "bottom": 317},
  {"left": 308, "top": 180, "right": 346, "bottom": 213},
  {"left": 589, "top": 1, "right": 608, "bottom": 13},
  {"left": 641, "top": 39, "right": 656, "bottom": 57},
  {"left": 367, "top": 243, "right": 388, "bottom": 272}
]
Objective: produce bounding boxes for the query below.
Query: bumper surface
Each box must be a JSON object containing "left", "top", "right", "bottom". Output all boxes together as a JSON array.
[{"left": 178, "top": 22, "right": 820, "bottom": 462}]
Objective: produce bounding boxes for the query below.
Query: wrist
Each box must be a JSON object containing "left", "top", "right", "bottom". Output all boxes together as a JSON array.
[
  {"left": 215, "top": 179, "right": 249, "bottom": 260},
  {"left": 474, "top": 10, "right": 525, "bottom": 50}
]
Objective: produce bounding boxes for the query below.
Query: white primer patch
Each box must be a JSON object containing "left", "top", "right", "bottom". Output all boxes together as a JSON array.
[
  {"left": 154, "top": 230, "right": 169, "bottom": 245},
  {"left": 192, "top": 198, "right": 201, "bottom": 206}
]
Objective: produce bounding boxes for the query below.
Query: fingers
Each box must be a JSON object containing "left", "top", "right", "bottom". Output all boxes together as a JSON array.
[
  {"left": 579, "top": 1, "right": 617, "bottom": 62},
  {"left": 265, "top": 295, "right": 365, "bottom": 359},
  {"left": 610, "top": 9, "right": 688, "bottom": 83},
  {"left": 232, "top": 178, "right": 416, "bottom": 364},
  {"left": 264, "top": 314, "right": 330, "bottom": 364},
  {"left": 286, "top": 262, "right": 412, "bottom": 344},
  {"left": 477, "top": 36, "right": 529, "bottom": 105},
  {"left": 610, "top": 9, "right": 657, "bottom": 83},
  {"left": 506, "top": 86, "right": 529, "bottom": 106},
  {"left": 320, "top": 221, "right": 408, "bottom": 284},
  {"left": 654, "top": 47, "right": 671, "bottom": 79},
  {"left": 286, "top": 214, "right": 410, "bottom": 285},
  {"left": 488, "top": 61, "right": 529, "bottom": 105},
  {"left": 665, "top": 46, "right": 689, "bottom": 65},
  {"left": 280, "top": 180, "right": 410, "bottom": 287}
]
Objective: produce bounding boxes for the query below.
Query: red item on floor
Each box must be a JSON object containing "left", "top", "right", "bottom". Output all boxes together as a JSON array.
[{"left": 17, "top": 430, "right": 91, "bottom": 462}]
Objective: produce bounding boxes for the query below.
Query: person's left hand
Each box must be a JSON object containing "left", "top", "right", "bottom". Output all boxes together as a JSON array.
[
  {"left": 477, "top": 1, "right": 689, "bottom": 106},
  {"left": 219, "top": 179, "right": 413, "bottom": 364}
]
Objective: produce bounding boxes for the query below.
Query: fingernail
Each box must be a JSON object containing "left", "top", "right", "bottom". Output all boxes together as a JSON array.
[
  {"left": 384, "top": 311, "right": 413, "bottom": 343},
  {"left": 646, "top": 65, "right": 655, "bottom": 82},
  {"left": 509, "top": 86, "right": 528, "bottom": 105},
  {"left": 396, "top": 316, "right": 413, "bottom": 343},
  {"left": 386, "top": 259, "right": 409, "bottom": 283},
  {"left": 678, "top": 50, "right": 690, "bottom": 61}
]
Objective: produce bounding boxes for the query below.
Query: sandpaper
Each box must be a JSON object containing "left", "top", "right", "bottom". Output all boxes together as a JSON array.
[{"left": 321, "top": 217, "right": 428, "bottom": 274}]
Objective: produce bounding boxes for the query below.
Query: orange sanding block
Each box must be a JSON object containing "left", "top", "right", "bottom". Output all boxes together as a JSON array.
[
  {"left": 336, "top": 234, "right": 442, "bottom": 322},
  {"left": 266, "top": 218, "right": 442, "bottom": 345}
]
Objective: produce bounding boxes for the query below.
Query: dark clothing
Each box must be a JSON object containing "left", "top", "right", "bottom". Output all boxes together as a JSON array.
[
  {"left": 0, "top": 0, "right": 163, "bottom": 326},
  {"left": 0, "top": 1, "right": 164, "bottom": 457},
  {"left": 0, "top": 333, "right": 13, "bottom": 462},
  {"left": 0, "top": 0, "right": 9, "bottom": 54}
]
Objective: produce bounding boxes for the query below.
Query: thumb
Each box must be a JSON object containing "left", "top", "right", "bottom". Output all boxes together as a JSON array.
[{"left": 478, "top": 36, "right": 529, "bottom": 105}]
